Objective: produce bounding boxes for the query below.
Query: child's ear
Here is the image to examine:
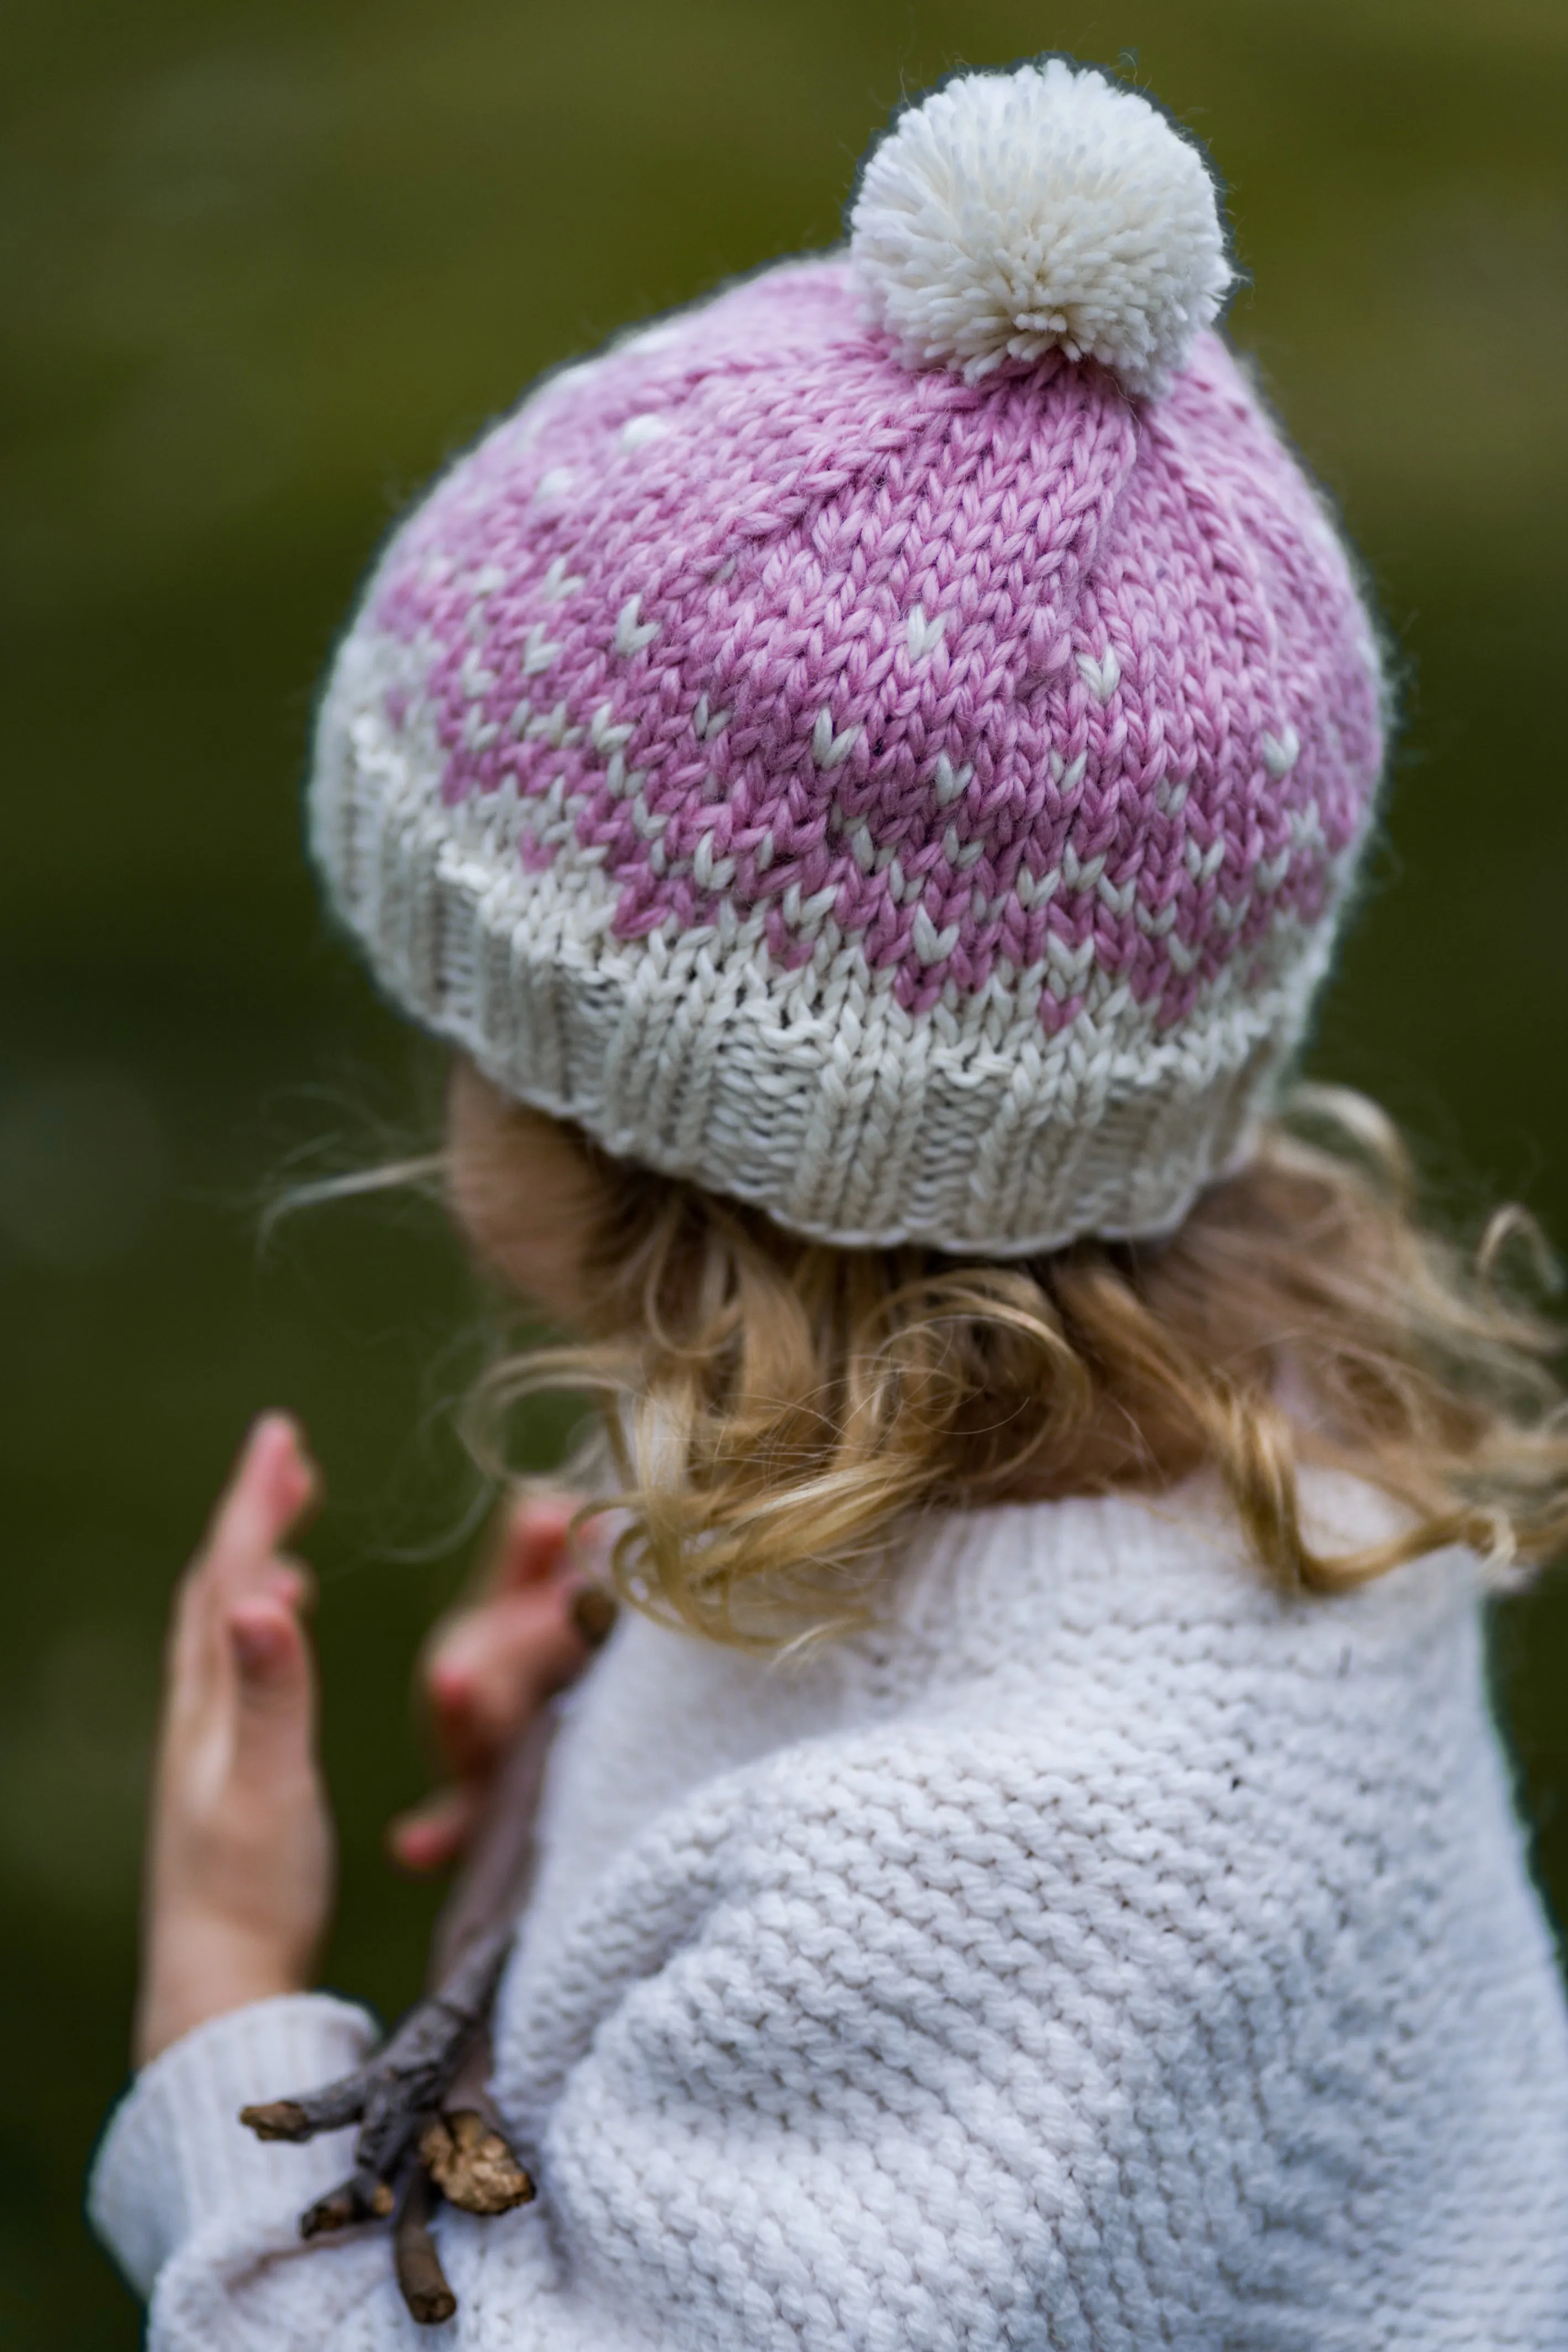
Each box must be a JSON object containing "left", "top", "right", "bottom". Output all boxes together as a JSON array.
[{"left": 442, "top": 1060, "right": 598, "bottom": 1325}]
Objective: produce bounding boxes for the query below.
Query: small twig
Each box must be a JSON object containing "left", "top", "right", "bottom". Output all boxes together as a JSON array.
[
  {"left": 394, "top": 2161, "right": 457, "bottom": 2327},
  {"left": 239, "top": 1583, "right": 617, "bottom": 2323},
  {"left": 240, "top": 2077, "right": 366, "bottom": 2142},
  {"left": 240, "top": 1922, "right": 513, "bottom": 2198},
  {"left": 299, "top": 2173, "right": 394, "bottom": 2239}
]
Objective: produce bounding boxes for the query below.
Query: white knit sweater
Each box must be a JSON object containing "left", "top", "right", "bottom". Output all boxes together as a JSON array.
[{"left": 91, "top": 1479, "right": 1568, "bottom": 2348}]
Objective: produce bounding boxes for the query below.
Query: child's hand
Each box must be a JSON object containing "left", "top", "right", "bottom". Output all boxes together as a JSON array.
[
  {"left": 134, "top": 1414, "right": 332, "bottom": 2068},
  {"left": 389, "top": 1495, "right": 602, "bottom": 1874}
]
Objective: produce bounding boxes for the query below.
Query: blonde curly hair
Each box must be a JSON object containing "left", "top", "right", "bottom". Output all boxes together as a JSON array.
[{"left": 461, "top": 1086, "right": 1568, "bottom": 1649}]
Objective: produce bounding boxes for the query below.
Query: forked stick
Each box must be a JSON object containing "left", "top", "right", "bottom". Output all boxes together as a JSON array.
[{"left": 241, "top": 1588, "right": 617, "bottom": 2322}]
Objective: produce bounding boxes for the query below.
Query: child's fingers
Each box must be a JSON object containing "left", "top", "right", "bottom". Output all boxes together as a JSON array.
[
  {"left": 428, "top": 1581, "right": 569, "bottom": 1706},
  {"left": 206, "top": 1414, "right": 319, "bottom": 1589},
  {"left": 169, "top": 1417, "right": 319, "bottom": 1700},
  {"left": 425, "top": 1582, "right": 591, "bottom": 1774},
  {"left": 387, "top": 1784, "right": 481, "bottom": 1874},
  {"left": 486, "top": 1492, "right": 578, "bottom": 1594},
  {"left": 388, "top": 1498, "right": 611, "bottom": 1871},
  {"left": 263, "top": 1559, "right": 314, "bottom": 1615},
  {"left": 225, "top": 1592, "right": 315, "bottom": 1789}
]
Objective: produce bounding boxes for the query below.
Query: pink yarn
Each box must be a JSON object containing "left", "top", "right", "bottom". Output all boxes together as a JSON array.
[{"left": 366, "top": 262, "right": 1380, "bottom": 1040}]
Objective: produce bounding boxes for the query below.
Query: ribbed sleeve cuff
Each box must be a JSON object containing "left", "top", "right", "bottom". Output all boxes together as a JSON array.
[{"left": 87, "top": 1994, "right": 377, "bottom": 2299}]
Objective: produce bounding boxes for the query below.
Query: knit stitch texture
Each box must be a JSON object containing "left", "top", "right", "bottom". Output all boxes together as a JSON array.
[
  {"left": 92, "top": 1481, "right": 1568, "bottom": 2348},
  {"left": 310, "top": 201, "right": 1384, "bottom": 1251}
]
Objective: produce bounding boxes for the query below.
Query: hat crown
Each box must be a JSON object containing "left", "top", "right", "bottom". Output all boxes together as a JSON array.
[{"left": 310, "top": 83, "right": 1381, "bottom": 1257}]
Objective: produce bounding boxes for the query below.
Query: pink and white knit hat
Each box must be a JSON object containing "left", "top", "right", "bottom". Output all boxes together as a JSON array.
[{"left": 311, "top": 58, "right": 1384, "bottom": 1254}]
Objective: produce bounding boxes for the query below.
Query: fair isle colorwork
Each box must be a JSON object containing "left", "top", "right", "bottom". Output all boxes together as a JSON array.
[{"left": 311, "top": 69, "right": 1384, "bottom": 1253}]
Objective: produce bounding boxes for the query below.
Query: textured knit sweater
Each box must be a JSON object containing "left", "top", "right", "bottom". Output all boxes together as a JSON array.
[{"left": 91, "top": 1479, "right": 1568, "bottom": 2349}]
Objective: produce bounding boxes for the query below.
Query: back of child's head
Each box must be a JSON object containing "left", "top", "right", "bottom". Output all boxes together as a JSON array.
[
  {"left": 308, "top": 59, "right": 1568, "bottom": 1637},
  {"left": 449, "top": 1071, "right": 1566, "bottom": 1642}
]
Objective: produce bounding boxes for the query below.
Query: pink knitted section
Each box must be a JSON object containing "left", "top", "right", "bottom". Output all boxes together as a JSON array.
[{"left": 363, "top": 262, "right": 1381, "bottom": 1038}]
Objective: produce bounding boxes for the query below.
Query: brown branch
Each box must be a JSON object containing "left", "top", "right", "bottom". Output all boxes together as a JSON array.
[
  {"left": 238, "top": 1582, "right": 617, "bottom": 2325},
  {"left": 239, "top": 2075, "right": 366, "bottom": 2141},
  {"left": 238, "top": 1922, "right": 513, "bottom": 2187},
  {"left": 394, "top": 2162, "right": 457, "bottom": 2327},
  {"left": 298, "top": 2169, "right": 395, "bottom": 2238}
]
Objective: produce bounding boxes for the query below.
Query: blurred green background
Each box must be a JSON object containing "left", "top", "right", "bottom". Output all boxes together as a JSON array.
[{"left": 2, "top": 0, "right": 1565, "bottom": 2339}]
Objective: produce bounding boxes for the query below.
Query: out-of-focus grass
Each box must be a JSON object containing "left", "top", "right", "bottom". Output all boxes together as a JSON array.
[{"left": 1, "top": 2, "right": 1564, "bottom": 2340}]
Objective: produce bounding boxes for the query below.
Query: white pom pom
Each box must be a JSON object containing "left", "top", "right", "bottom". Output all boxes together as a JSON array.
[{"left": 850, "top": 59, "right": 1232, "bottom": 397}]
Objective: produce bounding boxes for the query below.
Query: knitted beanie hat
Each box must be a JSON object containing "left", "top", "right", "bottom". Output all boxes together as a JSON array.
[{"left": 310, "top": 57, "right": 1384, "bottom": 1255}]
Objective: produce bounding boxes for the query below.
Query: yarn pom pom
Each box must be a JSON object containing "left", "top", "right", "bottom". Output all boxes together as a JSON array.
[{"left": 850, "top": 59, "right": 1232, "bottom": 397}]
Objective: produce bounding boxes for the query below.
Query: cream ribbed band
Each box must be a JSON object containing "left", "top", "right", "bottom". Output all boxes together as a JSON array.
[{"left": 312, "top": 631, "right": 1341, "bottom": 1253}]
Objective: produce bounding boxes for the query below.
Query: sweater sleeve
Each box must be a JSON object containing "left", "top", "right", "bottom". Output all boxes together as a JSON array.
[
  {"left": 95, "top": 1719, "right": 1244, "bottom": 2350},
  {"left": 88, "top": 1995, "right": 378, "bottom": 2297}
]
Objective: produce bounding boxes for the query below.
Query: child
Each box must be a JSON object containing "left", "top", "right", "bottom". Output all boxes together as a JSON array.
[{"left": 90, "top": 56, "right": 1568, "bottom": 2348}]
